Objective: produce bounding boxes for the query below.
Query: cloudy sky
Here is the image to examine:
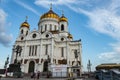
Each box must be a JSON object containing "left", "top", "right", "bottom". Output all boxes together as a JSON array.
[{"left": 0, "top": 0, "right": 120, "bottom": 71}]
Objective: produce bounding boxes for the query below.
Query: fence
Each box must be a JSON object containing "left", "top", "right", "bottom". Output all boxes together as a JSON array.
[{"left": 40, "top": 72, "right": 67, "bottom": 78}]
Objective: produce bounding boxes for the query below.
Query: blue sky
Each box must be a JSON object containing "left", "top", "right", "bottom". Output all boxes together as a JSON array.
[{"left": 0, "top": 0, "right": 120, "bottom": 71}]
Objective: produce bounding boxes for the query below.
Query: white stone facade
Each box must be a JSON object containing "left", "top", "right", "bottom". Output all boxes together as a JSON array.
[{"left": 11, "top": 8, "right": 82, "bottom": 73}]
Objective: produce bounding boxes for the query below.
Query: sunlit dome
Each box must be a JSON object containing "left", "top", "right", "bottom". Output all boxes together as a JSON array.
[
  {"left": 67, "top": 33, "right": 73, "bottom": 39},
  {"left": 20, "top": 21, "right": 30, "bottom": 28},
  {"left": 59, "top": 15, "right": 68, "bottom": 22},
  {"left": 40, "top": 8, "right": 59, "bottom": 21},
  {"left": 20, "top": 16, "right": 30, "bottom": 28}
]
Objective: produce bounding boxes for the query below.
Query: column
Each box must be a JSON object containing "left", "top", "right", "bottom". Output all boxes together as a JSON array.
[
  {"left": 21, "top": 41, "right": 27, "bottom": 73},
  {"left": 66, "top": 41, "right": 69, "bottom": 65},
  {"left": 10, "top": 45, "right": 15, "bottom": 63},
  {"left": 34, "top": 45, "right": 36, "bottom": 56},
  {"left": 39, "top": 39, "right": 42, "bottom": 64},
  {"left": 23, "top": 41, "right": 27, "bottom": 64},
  {"left": 51, "top": 37, "right": 54, "bottom": 64}
]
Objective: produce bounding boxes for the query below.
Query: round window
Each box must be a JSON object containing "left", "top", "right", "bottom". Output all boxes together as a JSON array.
[
  {"left": 46, "top": 34, "right": 49, "bottom": 38},
  {"left": 21, "top": 37, "right": 24, "bottom": 40},
  {"left": 61, "top": 38, "right": 64, "bottom": 41},
  {"left": 32, "top": 34, "right": 37, "bottom": 38}
]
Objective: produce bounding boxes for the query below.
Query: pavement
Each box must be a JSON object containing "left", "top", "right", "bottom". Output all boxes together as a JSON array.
[{"left": 0, "top": 77, "right": 97, "bottom": 80}]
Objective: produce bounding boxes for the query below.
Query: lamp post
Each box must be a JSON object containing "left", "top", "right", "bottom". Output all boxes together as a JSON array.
[
  {"left": 87, "top": 60, "right": 92, "bottom": 73},
  {"left": 13, "top": 45, "right": 22, "bottom": 64}
]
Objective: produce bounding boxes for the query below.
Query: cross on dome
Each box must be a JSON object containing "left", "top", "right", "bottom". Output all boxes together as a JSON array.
[
  {"left": 50, "top": 3, "right": 52, "bottom": 10},
  {"left": 20, "top": 16, "right": 30, "bottom": 28},
  {"left": 25, "top": 16, "right": 28, "bottom": 22},
  {"left": 62, "top": 10, "right": 64, "bottom": 16}
]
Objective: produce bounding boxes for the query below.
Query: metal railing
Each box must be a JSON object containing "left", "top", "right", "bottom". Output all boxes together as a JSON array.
[{"left": 95, "top": 70, "right": 120, "bottom": 80}]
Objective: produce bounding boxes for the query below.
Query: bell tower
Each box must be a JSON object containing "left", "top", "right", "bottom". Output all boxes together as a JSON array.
[
  {"left": 59, "top": 11, "right": 68, "bottom": 32},
  {"left": 20, "top": 16, "right": 30, "bottom": 36}
]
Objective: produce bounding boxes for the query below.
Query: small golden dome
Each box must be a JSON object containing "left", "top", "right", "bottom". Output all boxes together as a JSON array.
[
  {"left": 67, "top": 33, "right": 73, "bottom": 39},
  {"left": 59, "top": 15, "right": 68, "bottom": 22},
  {"left": 40, "top": 9, "right": 59, "bottom": 21},
  {"left": 21, "top": 21, "right": 30, "bottom": 28}
]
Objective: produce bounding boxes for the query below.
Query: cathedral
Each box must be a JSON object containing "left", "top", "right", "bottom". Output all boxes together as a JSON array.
[{"left": 10, "top": 6, "right": 82, "bottom": 74}]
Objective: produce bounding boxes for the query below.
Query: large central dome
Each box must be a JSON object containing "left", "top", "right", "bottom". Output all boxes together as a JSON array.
[{"left": 40, "top": 9, "right": 59, "bottom": 21}]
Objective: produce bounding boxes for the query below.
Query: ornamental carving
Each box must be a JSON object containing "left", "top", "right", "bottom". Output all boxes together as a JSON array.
[
  {"left": 58, "top": 59, "right": 67, "bottom": 64},
  {"left": 72, "top": 61, "right": 80, "bottom": 65},
  {"left": 35, "top": 59, "right": 39, "bottom": 63}
]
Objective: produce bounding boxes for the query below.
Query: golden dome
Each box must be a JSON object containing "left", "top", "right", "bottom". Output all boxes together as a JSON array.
[
  {"left": 67, "top": 33, "right": 73, "bottom": 39},
  {"left": 40, "top": 9, "right": 59, "bottom": 21},
  {"left": 59, "top": 15, "right": 68, "bottom": 22},
  {"left": 20, "top": 21, "right": 30, "bottom": 28}
]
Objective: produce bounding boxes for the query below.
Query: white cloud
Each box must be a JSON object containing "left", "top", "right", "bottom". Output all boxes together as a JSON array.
[
  {"left": 14, "top": 0, "right": 39, "bottom": 15},
  {"left": 0, "top": 9, "right": 13, "bottom": 47},
  {"left": 34, "top": 0, "right": 85, "bottom": 9},
  {"left": 82, "top": 9, "right": 120, "bottom": 40},
  {"left": 98, "top": 51, "right": 120, "bottom": 63},
  {"left": 98, "top": 42, "right": 120, "bottom": 63},
  {"left": 0, "top": 8, "right": 6, "bottom": 32}
]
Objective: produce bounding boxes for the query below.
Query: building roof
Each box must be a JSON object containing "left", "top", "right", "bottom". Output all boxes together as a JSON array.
[{"left": 96, "top": 63, "right": 120, "bottom": 70}]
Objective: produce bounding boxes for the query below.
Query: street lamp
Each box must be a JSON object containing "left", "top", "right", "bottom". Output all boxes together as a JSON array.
[{"left": 13, "top": 45, "right": 22, "bottom": 64}]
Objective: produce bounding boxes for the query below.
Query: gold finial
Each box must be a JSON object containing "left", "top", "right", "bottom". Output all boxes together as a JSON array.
[
  {"left": 25, "top": 16, "right": 28, "bottom": 22},
  {"left": 50, "top": 3, "right": 52, "bottom": 10}
]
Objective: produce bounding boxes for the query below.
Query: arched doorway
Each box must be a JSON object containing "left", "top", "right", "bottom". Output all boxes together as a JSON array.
[
  {"left": 43, "top": 60, "right": 48, "bottom": 72},
  {"left": 28, "top": 61, "right": 35, "bottom": 73}
]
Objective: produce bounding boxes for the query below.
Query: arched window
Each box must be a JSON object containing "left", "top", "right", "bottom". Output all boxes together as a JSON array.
[
  {"left": 45, "top": 24, "right": 47, "bottom": 31},
  {"left": 55, "top": 25, "right": 57, "bottom": 30},
  {"left": 61, "top": 38, "right": 64, "bottom": 41},
  {"left": 61, "top": 24, "right": 64, "bottom": 31},
  {"left": 26, "top": 31, "right": 28, "bottom": 36},
  {"left": 41, "top": 26, "right": 43, "bottom": 32},
  {"left": 61, "top": 47, "right": 64, "bottom": 57},
  {"left": 50, "top": 24, "right": 52, "bottom": 31},
  {"left": 29, "top": 46, "right": 31, "bottom": 56},
  {"left": 21, "top": 37, "right": 24, "bottom": 40},
  {"left": 21, "top": 29, "right": 23, "bottom": 34}
]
